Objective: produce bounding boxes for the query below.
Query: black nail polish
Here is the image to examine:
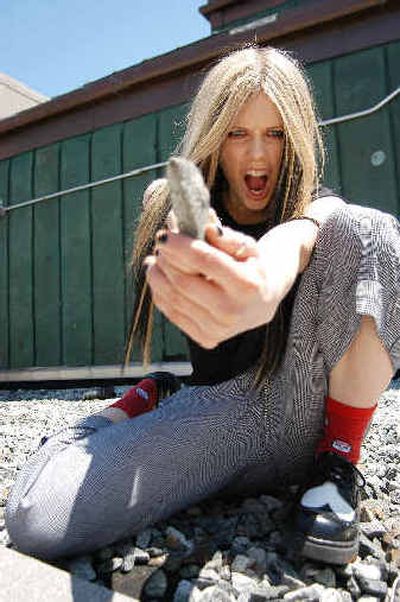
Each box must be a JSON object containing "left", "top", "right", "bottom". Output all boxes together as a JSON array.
[
  {"left": 157, "top": 232, "right": 168, "bottom": 243},
  {"left": 216, "top": 225, "right": 223, "bottom": 237}
]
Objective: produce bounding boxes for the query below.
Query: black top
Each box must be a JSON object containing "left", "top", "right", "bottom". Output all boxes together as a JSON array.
[{"left": 186, "top": 186, "right": 341, "bottom": 385}]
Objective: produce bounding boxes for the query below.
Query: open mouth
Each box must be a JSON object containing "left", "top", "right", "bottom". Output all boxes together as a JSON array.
[{"left": 244, "top": 172, "right": 268, "bottom": 198}]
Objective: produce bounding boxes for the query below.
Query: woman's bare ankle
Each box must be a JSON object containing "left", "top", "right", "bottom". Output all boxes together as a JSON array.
[{"left": 96, "top": 407, "right": 129, "bottom": 424}]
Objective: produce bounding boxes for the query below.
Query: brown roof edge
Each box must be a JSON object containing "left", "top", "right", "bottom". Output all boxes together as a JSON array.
[
  {"left": 199, "top": 0, "right": 241, "bottom": 17},
  {"left": 0, "top": 0, "right": 388, "bottom": 139},
  {"left": 199, "top": 0, "right": 283, "bottom": 18}
]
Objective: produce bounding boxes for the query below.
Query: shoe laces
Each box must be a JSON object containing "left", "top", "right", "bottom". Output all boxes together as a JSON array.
[{"left": 318, "top": 452, "right": 366, "bottom": 505}]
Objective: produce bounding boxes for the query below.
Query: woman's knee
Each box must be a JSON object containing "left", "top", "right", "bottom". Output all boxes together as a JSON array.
[
  {"left": 5, "top": 481, "right": 71, "bottom": 560},
  {"left": 314, "top": 204, "right": 399, "bottom": 371},
  {"left": 5, "top": 447, "right": 91, "bottom": 559},
  {"left": 317, "top": 204, "right": 399, "bottom": 275}
]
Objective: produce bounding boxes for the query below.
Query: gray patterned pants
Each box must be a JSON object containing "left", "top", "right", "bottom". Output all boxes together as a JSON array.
[{"left": 5, "top": 204, "right": 400, "bottom": 560}]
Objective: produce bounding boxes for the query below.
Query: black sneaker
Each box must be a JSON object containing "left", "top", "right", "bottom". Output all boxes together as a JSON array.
[
  {"left": 295, "top": 452, "right": 366, "bottom": 565},
  {"left": 144, "top": 371, "right": 182, "bottom": 403}
]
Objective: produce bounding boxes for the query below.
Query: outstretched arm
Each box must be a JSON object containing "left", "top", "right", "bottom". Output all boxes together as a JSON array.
[{"left": 145, "top": 196, "right": 345, "bottom": 348}]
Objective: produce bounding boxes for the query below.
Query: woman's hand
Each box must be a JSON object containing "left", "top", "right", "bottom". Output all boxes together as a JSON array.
[{"left": 144, "top": 225, "right": 280, "bottom": 349}]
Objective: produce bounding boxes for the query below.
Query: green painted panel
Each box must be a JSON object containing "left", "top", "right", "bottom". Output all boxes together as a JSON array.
[
  {"left": 0, "top": 160, "right": 9, "bottom": 368},
  {"left": 91, "top": 124, "right": 125, "bottom": 365},
  {"left": 122, "top": 114, "right": 160, "bottom": 362},
  {"left": 9, "top": 153, "right": 34, "bottom": 367},
  {"left": 158, "top": 104, "right": 190, "bottom": 360},
  {"left": 308, "top": 61, "right": 341, "bottom": 194},
  {"left": 33, "top": 144, "right": 61, "bottom": 366},
  {"left": 60, "top": 135, "right": 92, "bottom": 365},
  {"left": 333, "top": 47, "right": 397, "bottom": 214},
  {"left": 386, "top": 41, "right": 400, "bottom": 217}
]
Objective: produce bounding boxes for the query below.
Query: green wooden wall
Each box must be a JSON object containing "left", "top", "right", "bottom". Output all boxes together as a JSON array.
[
  {"left": 0, "top": 103, "right": 189, "bottom": 370},
  {"left": 308, "top": 43, "right": 399, "bottom": 215},
  {"left": 0, "top": 40, "right": 399, "bottom": 371}
]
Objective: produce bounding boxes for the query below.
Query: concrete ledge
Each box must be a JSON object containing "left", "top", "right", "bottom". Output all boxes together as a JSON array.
[
  {"left": 0, "top": 546, "right": 137, "bottom": 601},
  {"left": 0, "top": 361, "right": 192, "bottom": 384}
]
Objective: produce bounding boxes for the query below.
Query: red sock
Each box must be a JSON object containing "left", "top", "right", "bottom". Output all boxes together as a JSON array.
[
  {"left": 316, "top": 396, "right": 377, "bottom": 464},
  {"left": 109, "top": 378, "right": 158, "bottom": 418}
]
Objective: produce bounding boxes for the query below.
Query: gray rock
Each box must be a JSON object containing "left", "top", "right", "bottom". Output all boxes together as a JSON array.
[
  {"left": 281, "top": 574, "right": 306, "bottom": 591},
  {"left": 120, "top": 552, "right": 136, "bottom": 574},
  {"left": 143, "top": 568, "right": 168, "bottom": 599},
  {"left": 195, "top": 567, "right": 221, "bottom": 589},
  {"left": 337, "top": 592, "right": 352, "bottom": 602},
  {"left": 255, "top": 584, "right": 291, "bottom": 599},
  {"left": 360, "top": 520, "right": 387, "bottom": 539},
  {"left": 198, "top": 584, "right": 234, "bottom": 601},
  {"left": 283, "top": 583, "right": 325, "bottom": 601},
  {"left": 359, "top": 532, "right": 384, "bottom": 559},
  {"left": 132, "top": 547, "right": 150, "bottom": 565},
  {"left": 231, "top": 536, "right": 251, "bottom": 555},
  {"left": 313, "top": 567, "right": 336, "bottom": 588},
  {"left": 97, "top": 556, "right": 123, "bottom": 574},
  {"left": 173, "top": 579, "right": 197, "bottom": 602},
  {"left": 347, "top": 575, "right": 362, "bottom": 598},
  {"left": 135, "top": 527, "right": 152, "bottom": 549},
  {"left": 166, "top": 526, "right": 193, "bottom": 552},
  {"left": 147, "top": 546, "right": 165, "bottom": 558},
  {"left": 220, "top": 564, "right": 231, "bottom": 581},
  {"left": 231, "top": 571, "right": 257, "bottom": 595},
  {"left": 199, "top": 566, "right": 221, "bottom": 582},
  {"left": 352, "top": 561, "right": 384, "bottom": 581},
  {"left": 319, "top": 589, "right": 344, "bottom": 602},
  {"left": 247, "top": 546, "right": 268, "bottom": 573},
  {"left": 356, "top": 577, "right": 388, "bottom": 599},
  {"left": 259, "top": 495, "right": 284, "bottom": 513},
  {"left": 204, "top": 550, "right": 223, "bottom": 572},
  {"left": 268, "top": 530, "right": 283, "bottom": 548},
  {"left": 231, "top": 554, "right": 254, "bottom": 573}
]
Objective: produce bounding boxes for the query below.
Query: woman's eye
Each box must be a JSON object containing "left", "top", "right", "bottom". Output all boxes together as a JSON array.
[
  {"left": 228, "top": 130, "right": 246, "bottom": 138},
  {"left": 269, "top": 129, "right": 284, "bottom": 139}
]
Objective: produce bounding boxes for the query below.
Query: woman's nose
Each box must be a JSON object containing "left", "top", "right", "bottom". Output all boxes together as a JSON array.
[{"left": 248, "top": 136, "right": 266, "bottom": 161}]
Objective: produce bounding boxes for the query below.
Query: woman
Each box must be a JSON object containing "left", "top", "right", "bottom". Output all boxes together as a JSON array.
[{"left": 5, "top": 46, "right": 399, "bottom": 566}]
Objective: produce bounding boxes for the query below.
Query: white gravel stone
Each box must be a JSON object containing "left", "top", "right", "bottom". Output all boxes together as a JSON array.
[{"left": 231, "top": 554, "right": 254, "bottom": 573}]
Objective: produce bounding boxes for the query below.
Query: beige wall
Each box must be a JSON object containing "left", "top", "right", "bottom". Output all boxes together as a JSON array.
[{"left": 0, "top": 72, "right": 48, "bottom": 120}]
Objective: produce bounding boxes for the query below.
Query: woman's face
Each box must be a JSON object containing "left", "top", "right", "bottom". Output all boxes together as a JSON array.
[{"left": 219, "top": 92, "right": 284, "bottom": 224}]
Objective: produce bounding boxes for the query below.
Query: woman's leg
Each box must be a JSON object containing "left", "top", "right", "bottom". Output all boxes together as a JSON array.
[
  {"left": 329, "top": 314, "right": 393, "bottom": 407},
  {"left": 294, "top": 204, "right": 399, "bottom": 563},
  {"left": 4, "top": 376, "right": 278, "bottom": 561}
]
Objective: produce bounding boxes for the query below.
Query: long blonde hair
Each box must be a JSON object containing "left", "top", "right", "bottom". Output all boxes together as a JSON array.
[{"left": 126, "top": 45, "right": 324, "bottom": 382}]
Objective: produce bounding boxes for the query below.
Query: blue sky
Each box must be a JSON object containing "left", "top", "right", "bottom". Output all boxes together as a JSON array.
[{"left": 0, "top": 0, "right": 210, "bottom": 98}]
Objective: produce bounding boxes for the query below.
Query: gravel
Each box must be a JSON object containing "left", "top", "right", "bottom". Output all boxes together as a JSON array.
[{"left": 0, "top": 380, "right": 399, "bottom": 601}]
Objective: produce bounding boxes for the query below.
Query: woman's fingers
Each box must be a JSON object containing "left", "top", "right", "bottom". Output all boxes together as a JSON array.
[
  {"left": 145, "top": 260, "right": 231, "bottom": 347},
  {"left": 205, "top": 224, "right": 258, "bottom": 260},
  {"left": 154, "top": 229, "right": 257, "bottom": 291}
]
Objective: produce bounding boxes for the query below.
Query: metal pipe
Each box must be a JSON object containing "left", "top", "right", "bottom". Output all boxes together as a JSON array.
[
  {"left": 1, "top": 86, "right": 400, "bottom": 216},
  {"left": 320, "top": 86, "right": 400, "bottom": 126},
  {"left": 0, "top": 160, "right": 168, "bottom": 216}
]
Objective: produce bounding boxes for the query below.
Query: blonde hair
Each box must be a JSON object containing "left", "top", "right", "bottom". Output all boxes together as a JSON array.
[{"left": 126, "top": 45, "right": 324, "bottom": 377}]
